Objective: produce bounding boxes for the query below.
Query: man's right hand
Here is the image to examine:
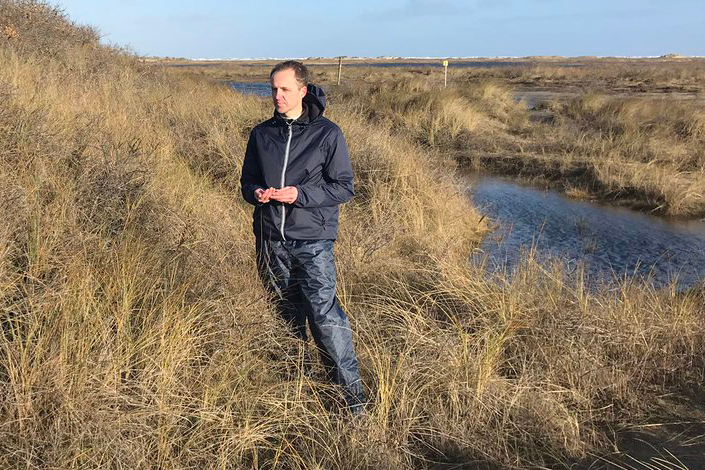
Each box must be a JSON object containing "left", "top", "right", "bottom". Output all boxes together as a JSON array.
[{"left": 254, "top": 187, "right": 276, "bottom": 203}]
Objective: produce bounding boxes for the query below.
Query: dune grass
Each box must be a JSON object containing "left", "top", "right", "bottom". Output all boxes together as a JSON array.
[
  {"left": 182, "top": 56, "right": 705, "bottom": 216},
  {"left": 1, "top": 2, "right": 704, "bottom": 469},
  {"left": 326, "top": 78, "right": 705, "bottom": 217}
]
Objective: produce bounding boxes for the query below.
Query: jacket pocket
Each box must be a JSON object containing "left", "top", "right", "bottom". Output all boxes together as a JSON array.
[{"left": 314, "top": 207, "right": 326, "bottom": 226}]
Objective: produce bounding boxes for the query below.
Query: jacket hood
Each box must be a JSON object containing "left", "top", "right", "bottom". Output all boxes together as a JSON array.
[
  {"left": 273, "top": 84, "right": 326, "bottom": 124},
  {"left": 303, "top": 84, "right": 326, "bottom": 121}
]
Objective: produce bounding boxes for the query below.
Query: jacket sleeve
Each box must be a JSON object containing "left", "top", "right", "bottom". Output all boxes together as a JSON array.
[
  {"left": 240, "top": 129, "right": 265, "bottom": 206},
  {"left": 294, "top": 127, "right": 355, "bottom": 208}
]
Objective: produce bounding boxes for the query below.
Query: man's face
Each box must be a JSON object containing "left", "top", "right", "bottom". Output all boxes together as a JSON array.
[{"left": 270, "top": 68, "right": 307, "bottom": 117}]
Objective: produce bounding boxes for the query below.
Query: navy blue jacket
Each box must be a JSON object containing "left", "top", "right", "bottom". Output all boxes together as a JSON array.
[{"left": 240, "top": 84, "right": 354, "bottom": 240}]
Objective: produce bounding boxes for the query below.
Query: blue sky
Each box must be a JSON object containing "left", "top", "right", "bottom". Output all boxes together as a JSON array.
[{"left": 55, "top": 0, "right": 704, "bottom": 58}]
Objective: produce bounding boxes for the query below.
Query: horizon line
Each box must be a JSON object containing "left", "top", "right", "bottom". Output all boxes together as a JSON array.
[{"left": 143, "top": 54, "right": 705, "bottom": 62}]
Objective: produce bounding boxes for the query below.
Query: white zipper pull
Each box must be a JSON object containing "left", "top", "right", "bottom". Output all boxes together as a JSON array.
[{"left": 279, "top": 122, "right": 294, "bottom": 240}]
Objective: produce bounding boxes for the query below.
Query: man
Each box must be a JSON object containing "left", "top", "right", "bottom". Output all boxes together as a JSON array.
[{"left": 240, "top": 60, "right": 366, "bottom": 414}]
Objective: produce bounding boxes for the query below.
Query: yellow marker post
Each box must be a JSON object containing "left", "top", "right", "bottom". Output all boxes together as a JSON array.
[{"left": 442, "top": 59, "right": 449, "bottom": 88}]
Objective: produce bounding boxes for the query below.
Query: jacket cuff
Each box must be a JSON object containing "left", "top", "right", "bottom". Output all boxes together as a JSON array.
[{"left": 293, "top": 185, "right": 305, "bottom": 207}]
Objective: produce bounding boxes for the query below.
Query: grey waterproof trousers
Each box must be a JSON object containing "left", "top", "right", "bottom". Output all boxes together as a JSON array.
[{"left": 255, "top": 238, "right": 366, "bottom": 412}]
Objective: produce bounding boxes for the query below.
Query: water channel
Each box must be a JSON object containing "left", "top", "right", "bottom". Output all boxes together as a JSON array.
[
  {"left": 229, "top": 82, "right": 705, "bottom": 291},
  {"left": 467, "top": 177, "right": 705, "bottom": 290}
]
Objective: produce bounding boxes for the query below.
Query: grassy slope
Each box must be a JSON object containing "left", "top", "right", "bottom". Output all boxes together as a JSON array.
[{"left": 1, "top": 2, "right": 704, "bottom": 469}]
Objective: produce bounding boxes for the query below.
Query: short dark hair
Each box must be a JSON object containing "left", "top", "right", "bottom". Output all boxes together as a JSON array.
[{"left": 269, "top": 60, "right": 309, "bottom": 88}]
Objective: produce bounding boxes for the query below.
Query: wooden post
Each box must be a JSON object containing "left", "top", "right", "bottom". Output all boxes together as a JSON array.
[
  {"left": 337, "top": 56, "right": 343, "bottom": 85},
  {"left": 443, "top": 59, "right": 449, "bottom": 88}
]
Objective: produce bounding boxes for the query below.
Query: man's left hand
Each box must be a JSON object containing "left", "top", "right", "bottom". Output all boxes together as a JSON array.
[{"left": 270, "top": 186, "right": 298, "bottom": 204}]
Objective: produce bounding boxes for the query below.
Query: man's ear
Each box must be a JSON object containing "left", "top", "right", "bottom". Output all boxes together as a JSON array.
[{"left": 300, "top": 85, "right": 307, "bottom": 98}]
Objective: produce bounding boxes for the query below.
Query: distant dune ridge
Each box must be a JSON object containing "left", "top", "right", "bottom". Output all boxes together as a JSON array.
[{"left": 1, "top": 1, "right": 705, "bottom": 469}]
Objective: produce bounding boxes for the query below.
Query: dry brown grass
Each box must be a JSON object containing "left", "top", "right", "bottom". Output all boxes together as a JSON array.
[
  {"left": 2, "top": 2, "right": 705, "bottom": 469},
  {"left": 181, "top": 57, "right": 705, "bottom": 215},
  {"left": 160, "top": 57, "right": 705, "bottom": 95},
  {"left": 326, "top": 77, "right": 705, "bottom": 217},
  {"left": 439, "top": 60, "right": 705, "bottom": 95}
]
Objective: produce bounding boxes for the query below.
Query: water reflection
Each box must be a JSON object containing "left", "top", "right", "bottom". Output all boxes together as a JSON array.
[
  {"left": 469, "top": 177, "right": 705, "bottom": 290},
  {"left": 228, "top": 82, "right": 271, "bottom": 97}
]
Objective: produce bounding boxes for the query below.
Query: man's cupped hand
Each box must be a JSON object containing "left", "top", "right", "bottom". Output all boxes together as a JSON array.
[{"left": 255, "top": 186, "right": 298, "bottom": 204}]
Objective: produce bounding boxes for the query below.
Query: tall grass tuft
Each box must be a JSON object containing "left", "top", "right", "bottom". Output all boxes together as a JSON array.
[
  {"left": 1, "top": 1, "right": 704, "bottom": 468},
  {"left": 330, "top": 77, "right": 705, "bottom": 217}
]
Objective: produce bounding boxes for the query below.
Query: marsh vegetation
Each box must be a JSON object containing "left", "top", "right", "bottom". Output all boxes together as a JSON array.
[
  {"left": 1, "top": 2, "right": 704, "bottom": 469},
  {"left": 184, "top": 57, "right": 705, "bottom": 216}
]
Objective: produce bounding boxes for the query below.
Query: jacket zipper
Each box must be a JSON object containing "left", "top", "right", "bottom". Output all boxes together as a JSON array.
[{"left": 280, "top": 121, "right": 294, "bottom": 240}]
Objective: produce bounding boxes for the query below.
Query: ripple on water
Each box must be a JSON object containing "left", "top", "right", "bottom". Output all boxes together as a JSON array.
[{"left": 468, "top": 178, "right": 705, "bottom": 290}]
